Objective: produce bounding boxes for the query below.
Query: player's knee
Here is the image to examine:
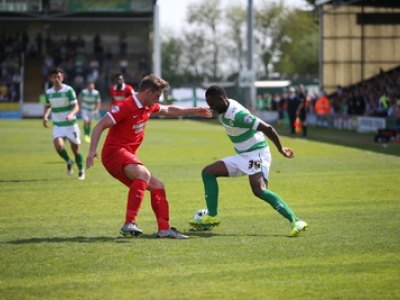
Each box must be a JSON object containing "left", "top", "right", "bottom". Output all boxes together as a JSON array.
[
  {"left": 140, "top": 169, "right": 151, "bottom": 182},
  {"left": 251, "top": 186, "right": 264, "bottom": 197},
  {"left": 202, "top": 166, "right": 211, "bottom": 174},
  {"left": 152, "top": 180, "right": 165, "bottom": 190},
  {"left": 54, "top": 144, "right": 63, "bottom": 152},
  {"left": 125, "top": 165, "right": 151, "bottom": 183},
  {"left": 202, "top": 165, "right": 217, "bottom": 176}
]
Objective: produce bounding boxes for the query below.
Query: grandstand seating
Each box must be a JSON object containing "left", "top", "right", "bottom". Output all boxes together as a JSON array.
[{"left": 329, "top": 66, "right": 400, "bottom": 119}]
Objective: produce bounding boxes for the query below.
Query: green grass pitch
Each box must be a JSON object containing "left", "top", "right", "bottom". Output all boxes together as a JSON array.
[{"left": 0, "top": 119, "right": 399, "bottom": 300}]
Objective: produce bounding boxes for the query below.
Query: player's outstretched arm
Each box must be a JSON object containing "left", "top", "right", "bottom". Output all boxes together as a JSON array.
[
  {"left": 86, "top": 114, "right": 114, "bottom": 169},
  {"left": 257, "top": 121, "right": 295, "bottom": 158},
  {"left": 156, "top": 105, "right": 212, "bottom": 118}
]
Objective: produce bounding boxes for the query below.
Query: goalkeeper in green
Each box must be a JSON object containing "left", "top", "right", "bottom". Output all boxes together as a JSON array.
[{"left": 189, "top": 85, "right": 308, "bottom": 237}]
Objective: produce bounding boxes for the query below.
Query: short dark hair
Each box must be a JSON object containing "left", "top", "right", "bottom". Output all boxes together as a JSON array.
[
  {"left": 206, "top": 85, "right": 227, "bottom": 98},
  {"left": 139, "top": 74, "right": 168, "bottom": 92},
  {"left": 50, "top": 68, "right": 64, "bottom": 75}
]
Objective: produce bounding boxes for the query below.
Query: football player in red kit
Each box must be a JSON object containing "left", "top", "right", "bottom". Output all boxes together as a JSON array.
[
  {"left": 86, "top": 74, "right": 212, "bottom": 239},
  {"left": 109, "top": 73, "right": 134, "bottom": 105}
]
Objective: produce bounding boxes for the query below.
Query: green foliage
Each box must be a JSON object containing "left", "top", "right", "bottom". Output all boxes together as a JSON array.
[
  {"left": 1, "top": 119, "right": 399, "bottom": 300},
  {"left": 254, "top": 2, "right": 286, "bottom": 77},
  {"left": 224, "top": 4, "right": 247, "bottom": 73},
  {"left": 160, "top": 1, "right": 319, "bottom": 84},
  {"left": 187, "top": 0, "right": 222, "bottom": 81},
  {"left": 161, "top": 35, "right": 185, "bottom": 87},
  {"left": 275, "top": 9, "right": 319, "bottom": 79}
]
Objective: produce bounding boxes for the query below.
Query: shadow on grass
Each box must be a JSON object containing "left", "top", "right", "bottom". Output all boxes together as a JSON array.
[
  {"left": 5, "top": 232, "right": 292, "bottom": 244},
  {"left": 187, "top": 231, "right": 288, "bottom": 238},
  {"left": 0, "top": 179, "right": 50, "bottom": 183},
  {"left": 44, "top": 161, "right": 65, "bottom": 165},
  {"left": 6, "top": 235, "right": 164, "bottom": 244}
]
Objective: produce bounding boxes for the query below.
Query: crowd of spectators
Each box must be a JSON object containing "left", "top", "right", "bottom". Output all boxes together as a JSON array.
[
  {"left": 0, "top": 30, "right": 149, "bottom": 103},
  {"left": 0, "top": 32, "right": 25, "bottom": 102},
  {"left": 2, "top": 29, "right": 400, "bottom": 123},
  {"left": 329, "top": 67, "right": 400, "bottom": 120},
  {"left": 38, "top": 33, "right": 148, "bottom": 98},
  {"left": 255, "top": 67, "right": 400, "bottom": 126}
]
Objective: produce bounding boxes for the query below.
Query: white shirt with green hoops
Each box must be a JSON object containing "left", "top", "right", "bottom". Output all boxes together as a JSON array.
[
  {"left": 79, "top": 88, "right": 101, "bottom": 120},
  {"left": 46, "top": 84, "right": 81, "bottom": 144},
  {"left": 46, "top": 83, "right": 78, "bottom": 127},
  {"left": 219, "top": 99, "right": 268, "bottom": 154},
  {"left": 219, "top": 99, "right": 271, "bottom": 178}
]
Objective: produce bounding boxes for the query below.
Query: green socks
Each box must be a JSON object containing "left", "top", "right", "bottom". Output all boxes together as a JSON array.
[
  {"left": 257, "top": 189, "right": 299, "bottom": 223},
  {"left": 202, "top": 171, "right": 299, "bottom": 224},
  {"left": 202, "top": 172, "right": 219, "bottom": 216},
  {"left": 57, "top": 149, "right": 83, "bottom": 172},
  {"left": 84, "top": 124, "right": 90, "bottom": 136},
  {"left": 57, "top": 149, "right": 70, "bottom": 163},
  {"left": 75, "top": 153, "right": 83, "bottom": 171}
]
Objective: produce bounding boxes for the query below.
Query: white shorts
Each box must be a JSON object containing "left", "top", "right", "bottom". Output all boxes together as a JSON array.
[
  {"left": 222, "top": 147, "right": 271, "bottom": 181},
  {"left": 81, "top": 109, "right": 97, "bottom": 121},
  {"left": 52, "top": 124, "right": 81, "bottom": 145}
]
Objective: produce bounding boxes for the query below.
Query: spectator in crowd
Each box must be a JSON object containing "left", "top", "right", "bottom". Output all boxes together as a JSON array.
[
  {"left": 278, "top": 91, "right": 288, "bottom": 125},
  {"left": 35, "top": 32, "right": 43, "bottom": 55},
  {"left": 119, "top": 32, "right": 128, "bottom": 56},
  {"left": 296, "top": 84, "right": 309, "bottom": 137},
  {"left": 272, "top": 93, "right": 280, "bottom": 111},
  {"left": 349, "top": 89, "right": 365, "bottom": 116},
  {"left": 329, "top": 67, "right": 400, "bottom": 120},
  {"left": 0, "top": 81, "right": 8, "bottom": 101},
  {"left": 256, "top": 94, "right": 264, "bottom": 110},
  {"left": 138, "top": 57, "right": 147, "bottom": 73},
  {"left": 314, "top": 91, "right": 331, "bottom": 126},
  {"left": 286, "top": 87, "right": 300, "bottom": 135},
  {"left": 377, "top": 91, "right": 390, "bottom": 116},
  {"left": 119, "top": 57, "right": 129, "bottom": 76}
]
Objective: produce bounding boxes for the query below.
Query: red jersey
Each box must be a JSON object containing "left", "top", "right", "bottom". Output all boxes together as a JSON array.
[
  {"left": 104, "top": 93, "right": 160, "bottom": 154},
  {"left": 109, "top": 83, "right": 135, "bottom": 105}
]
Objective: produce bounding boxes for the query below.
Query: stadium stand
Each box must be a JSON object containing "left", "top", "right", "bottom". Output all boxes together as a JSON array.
[
  {"left": 0, "top": 0, "right": 155, "bottom": 117},
  {"left": 329, "top": 66, "right": 400, "bottom": 119},
  {"left": 315, "top": 0, "right": 400, "bottom": 131},
  {"left": 0, "top": 33, "right": 24, "bottom": 103}
]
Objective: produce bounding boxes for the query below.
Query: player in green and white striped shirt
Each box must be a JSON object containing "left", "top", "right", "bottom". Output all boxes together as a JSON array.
[
  {"left": 78, "top": 82, "right": 101, "bottom": 143},
  {"left": 189, "top": 85, "right": 308, "bottom": 237},
  {"left": 43, "top": 68, "right": 85, "bottom": 180}
]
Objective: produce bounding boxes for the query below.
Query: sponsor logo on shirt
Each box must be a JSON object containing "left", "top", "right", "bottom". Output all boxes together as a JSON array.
[
  {"left": 133, "top": 122, "right": 146, "bottom": 133},
  {"left": 244, "top": 115, "right": 253, "bottom": 124},
  {"left": 111, "top": 105, "right": 120, "bottom": 113}
]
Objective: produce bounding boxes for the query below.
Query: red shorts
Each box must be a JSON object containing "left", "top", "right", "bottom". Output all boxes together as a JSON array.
[{"left": 102, "top": 146, "right": 142, "bottom": 187}]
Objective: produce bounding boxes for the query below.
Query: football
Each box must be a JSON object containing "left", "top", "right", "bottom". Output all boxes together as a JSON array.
[{"left": 193, "top": 208, "right": 208, "bottom": 221}]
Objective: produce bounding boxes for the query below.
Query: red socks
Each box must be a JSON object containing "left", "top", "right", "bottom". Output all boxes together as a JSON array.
[
  {"left": 125, "top": 179, "right": 148, "bottom": 224},
  {"left": 125, "top": 181, "right": 170, "bottom": 231},
  {"left": 150, "top": 189, "right": 170, "bottom": 230}
]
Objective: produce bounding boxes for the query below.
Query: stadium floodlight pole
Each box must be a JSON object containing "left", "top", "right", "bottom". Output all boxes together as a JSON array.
[
  {"left": 247, "top": 0, "right": 256, "bottom": 110},
  {"left": 153, "top": 2, "right": 161, "bottom": 76}
]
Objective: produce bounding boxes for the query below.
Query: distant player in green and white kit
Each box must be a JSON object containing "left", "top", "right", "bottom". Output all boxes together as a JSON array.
[
  {"left": 43, "top": 68, "right": 85, "bottom": 180},
  {"left": 78, "top": 82, "right": 101, "bottom": 143},
  {"left": 190, "top": 85, "right": 308, "bottom": 237}
]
